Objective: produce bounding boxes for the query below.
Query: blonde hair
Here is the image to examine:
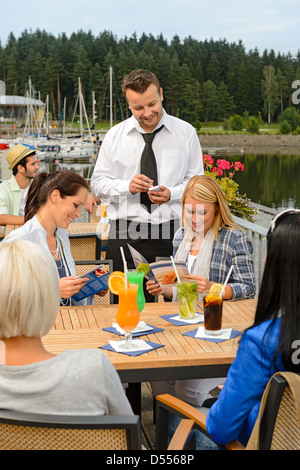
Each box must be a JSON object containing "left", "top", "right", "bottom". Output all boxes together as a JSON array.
[
  {"left": 0, "top": 240, "right": 60, "bottom": 339},
  {"left": 182, "top": 174, "right": 242, "bottom": 239}
]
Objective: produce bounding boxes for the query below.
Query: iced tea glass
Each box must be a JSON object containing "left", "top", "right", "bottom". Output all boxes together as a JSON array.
[
  {"left": 203, "top": 290, "right": 223, "bottom": 335},
  {"left": 116, "top": 283, "right": 140, "bottom": 350}
]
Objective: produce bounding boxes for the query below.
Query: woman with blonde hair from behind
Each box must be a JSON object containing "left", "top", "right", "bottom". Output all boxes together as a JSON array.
[{"left": 0, "top": 240, "right": 133, "bottom": 416}]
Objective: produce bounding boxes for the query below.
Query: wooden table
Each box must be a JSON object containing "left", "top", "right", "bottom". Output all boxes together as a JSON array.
[
  {"left": 43, "top": 299, "right": 257, "bottom": 414},
  {"left": 4, "top": 225, "right": 20, "bottom": 237}
]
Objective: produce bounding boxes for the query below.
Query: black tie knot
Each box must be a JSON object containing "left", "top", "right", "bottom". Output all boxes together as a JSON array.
[
  {"left": 142, "top": 133, "right": 156, "bottom": 144},
  {"left": 142, "top": 125, "right": 163, "bottom": 144}
]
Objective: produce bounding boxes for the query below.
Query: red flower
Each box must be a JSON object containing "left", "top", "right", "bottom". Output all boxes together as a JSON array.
[
  {"left": 203, "top": 154, "right": 214, "bottom": 165},
  {"left": 217, "top": 159, "right": 231, "bottom": 170}
]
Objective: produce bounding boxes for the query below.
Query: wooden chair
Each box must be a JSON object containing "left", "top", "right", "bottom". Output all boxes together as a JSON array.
[
  {"left": 155, "top": 371, "right": 300, "bottom": 450},
  {"left": 75, "top": 259, "right": 113, "bottom": 304},
  {"left": 0, "top": 408, "right": 195, "bottom": 451},
  {"left": 69, "top": 233, "right": 101, "bottom": 261},
  {"left": 155, "top": 393, "right": 243, "bottom": 450},
  {"left": 0, "top": 410, "right": 141, "bottom": 450}
]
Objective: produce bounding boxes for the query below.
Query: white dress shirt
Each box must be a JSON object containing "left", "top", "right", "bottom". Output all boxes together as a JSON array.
[{"left": 91, "top": 110, "right": 203, "bottom": 224}]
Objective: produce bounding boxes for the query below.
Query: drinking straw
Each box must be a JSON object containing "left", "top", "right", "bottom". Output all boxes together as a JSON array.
[
  {"left": 120, "top": 247, "right": 128, "bottom": 290},
  {"left": 220, "top": 265, "right": 233, "bottom": 297},
  {"left": 170, "top": 255, "right": 181, "bottom": 283}
]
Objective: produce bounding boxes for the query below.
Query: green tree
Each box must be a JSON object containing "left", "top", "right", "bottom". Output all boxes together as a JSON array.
[
  {"left": 246, "top": 49, "right": 263, "bottom": 115},
  {"left": 279, "top": 107, "right": 300, "bottom": 131},
  {"left": 201, "top": 80, "right": 218, "bottom": 123},
  {"left": 235, "top": 62, "right": 250, "bottom": 115},
  {"left": 231, "top": 114, "right": 244, "bottom": 131},
  {"left": 246, "top": 116, "right": 260, "bottom": 133},
  {"left": 73, "top": 45, "right": 92, "bottom": 104},
  {"left": 5, "top": 46, "right": 19, "bottom": 94},
  {"left": 262, "top": 65, "right": 280, "bottom": 126},
  {"left": 206, "top": 53, "right": 222, "bottom": 86},
  {"left": 217, "top": 82, "right": 235, "bottom": 119}
]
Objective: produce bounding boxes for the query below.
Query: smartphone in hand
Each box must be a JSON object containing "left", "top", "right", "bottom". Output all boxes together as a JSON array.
[{"left": 149, "top": 185, "right": 161, "bottom": 192}]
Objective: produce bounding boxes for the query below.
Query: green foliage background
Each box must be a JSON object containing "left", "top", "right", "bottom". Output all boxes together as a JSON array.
[{"left": 1, "top": 29, "right": 300, "bottom": 123}]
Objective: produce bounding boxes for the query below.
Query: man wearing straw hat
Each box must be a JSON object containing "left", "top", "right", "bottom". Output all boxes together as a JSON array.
[{"left": 0, "top": 144, "right": 40, "bottom": 233}]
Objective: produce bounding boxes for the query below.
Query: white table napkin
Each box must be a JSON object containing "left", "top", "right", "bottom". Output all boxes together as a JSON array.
[
  {"left": 112, "top": 321, "right": 153, "bottom": 335},
  {"left": 171, "top": 313, "right": 204, "bottom": 324},
  {"left": 109, "top": 338, "right": 153, "bottom": 353}
]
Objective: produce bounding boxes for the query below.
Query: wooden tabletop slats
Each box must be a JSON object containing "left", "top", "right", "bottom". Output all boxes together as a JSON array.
[{"left": 43, "top": 300, "right": 257, "bottom": 380}]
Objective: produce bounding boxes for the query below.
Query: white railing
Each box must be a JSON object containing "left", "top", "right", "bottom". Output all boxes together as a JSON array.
[{"left": 233, "top": 215, "right": 268, "bottom": 296}]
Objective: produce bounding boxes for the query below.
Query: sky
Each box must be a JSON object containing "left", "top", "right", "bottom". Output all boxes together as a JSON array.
[{"left": 1, "top": 0, "right": 300, "bottom": 57}]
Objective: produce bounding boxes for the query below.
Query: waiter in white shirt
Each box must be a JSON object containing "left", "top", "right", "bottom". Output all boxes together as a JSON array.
[{"left": 91, "top": 69, "right": 203, "bottom": 301}]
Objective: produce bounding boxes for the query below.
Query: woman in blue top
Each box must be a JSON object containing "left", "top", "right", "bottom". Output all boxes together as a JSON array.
[{"left": 206, "top": 209, "right": 300, "bottom": 447}]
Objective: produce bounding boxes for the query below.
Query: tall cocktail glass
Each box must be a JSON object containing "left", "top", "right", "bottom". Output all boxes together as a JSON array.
[
  {"left": 116, "top": 283, "right": 140, "bottom": 350},
  {"left": 127, "top": 270, "right": 145, "bottom": 313}
]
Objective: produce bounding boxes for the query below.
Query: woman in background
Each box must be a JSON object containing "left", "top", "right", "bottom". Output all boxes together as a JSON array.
[{"left": 4, "top": 170, "right": 90, "bottom": 305}]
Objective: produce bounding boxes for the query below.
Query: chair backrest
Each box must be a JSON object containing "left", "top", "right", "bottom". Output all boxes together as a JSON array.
[
  {"left": 247, "top": 371, "right": 300, "bottom": 450},
  {"left": 0, "top": 410, "right": 141, "bottom": 450},
  {"left": 69, "top": 233, "right": 101, "bottom": 261},
  {"left": 75, "top": 260, "right": 113, "bottom": 304}
]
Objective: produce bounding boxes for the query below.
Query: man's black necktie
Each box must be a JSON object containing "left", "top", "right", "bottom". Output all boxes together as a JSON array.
[{"left": 140, "top": 125, "right": 163, "bottom": 212}]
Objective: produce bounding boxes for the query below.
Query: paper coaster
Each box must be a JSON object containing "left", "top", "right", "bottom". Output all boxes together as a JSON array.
[
  {"left": 160, "top": 312, "right": 204, "bottom": 326},
  {"left": 103, "top": 323, "right": 163, "bottom": 337},
  {"left": 100, "top": 339, "right": 164, "bottom": 356},
  {"left": 183, "top": 327, "right": 242, "bottom": 343}
]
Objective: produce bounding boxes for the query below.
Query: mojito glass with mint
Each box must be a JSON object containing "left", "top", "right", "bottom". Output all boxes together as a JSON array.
[{"left": 177, "top": 280, "right": 198, "bottom": 319}]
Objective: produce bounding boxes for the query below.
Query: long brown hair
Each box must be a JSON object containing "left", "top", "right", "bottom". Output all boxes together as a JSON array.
[{"left": 25, "top": 170, "right": 88, "bottom": 223}]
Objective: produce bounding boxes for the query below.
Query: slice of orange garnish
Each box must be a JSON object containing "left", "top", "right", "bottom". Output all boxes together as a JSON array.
[{"left": 108, "top": 271, "right": 128, "bottom": 295}]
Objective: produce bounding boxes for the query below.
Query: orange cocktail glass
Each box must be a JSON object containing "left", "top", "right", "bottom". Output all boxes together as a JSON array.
[{"left": 116, "top": 283, "right": 140, "bottom": 349}]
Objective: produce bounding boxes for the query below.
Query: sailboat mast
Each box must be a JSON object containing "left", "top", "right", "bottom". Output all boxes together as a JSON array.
[
  {"left": 109, "top": 66, "right": 113, "bottom": 128},
  {"left": 78, "top": 77, "right": 83, "bottom": 138}
]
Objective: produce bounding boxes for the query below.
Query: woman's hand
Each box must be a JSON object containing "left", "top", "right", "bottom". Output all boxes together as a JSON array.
[
  {"left": 95, "top": 288, "right": 109, "bottom": 297},
  {"left": 146, "top": 280, "right": 164, "bottom": 297},
  {"left": 59, "top": 276, "right": 89, "bottom": 298},
  {"left": 186, "top": 274, "right": 233, "bottom": 299},
  {"left": 146, "top": 280, "right": 173, "bottom": 300},
  {"left": 185, "top": 274, "right": 211, "bottom": 294}
]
